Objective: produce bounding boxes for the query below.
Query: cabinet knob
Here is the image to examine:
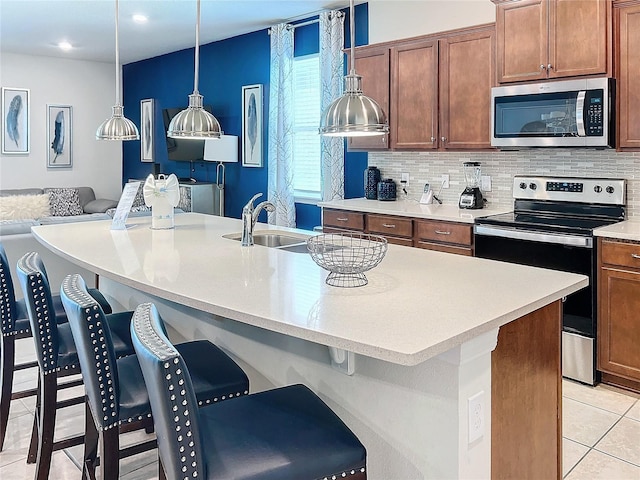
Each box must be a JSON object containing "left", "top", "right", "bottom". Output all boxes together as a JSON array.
[
  {"left": 441, "top": 136, "right": 446, "bottom": 143},
  {"left": 540, "top": 64, "right": 546, "bottom": 70},
  {"left": 632, "top": 254, "right": 640, "bottom": 260},
  {"left": 430, "top": 136, "right": 436, "bottom": 143},
  {"left": 547, "top": 64, "right": 553, "bottom": 70}
]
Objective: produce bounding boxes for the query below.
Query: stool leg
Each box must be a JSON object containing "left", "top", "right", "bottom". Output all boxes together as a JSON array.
[
  {"left": 99, "top": 427, "right": 120, "bottom": 480},
  {"left": 0, "top": 335, "right": 16, "bottom": 451},
  {"left": 26, "top": 373, "right": 42, "bottom": 464},
  {"left": 82, "top": 402, "right": 99, "bottom": 480},
  {"left": 34, "top": 374, "right": 57, "bottom": 480}
]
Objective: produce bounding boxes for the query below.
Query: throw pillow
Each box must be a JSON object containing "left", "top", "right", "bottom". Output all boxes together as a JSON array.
[
  {"left": 0, "top": 194, "right": 51, "bottom": 220},
  {"left": 83, "top": 198, "right": 119, "bottom": 214},
  {"left": 45, "top": 188, "right": 84, "bottom": 216}
]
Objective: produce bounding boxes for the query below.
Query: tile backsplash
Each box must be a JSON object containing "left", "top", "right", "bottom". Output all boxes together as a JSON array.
[{"left": 369, "top": 149, "right": 640, "bottom": 216}]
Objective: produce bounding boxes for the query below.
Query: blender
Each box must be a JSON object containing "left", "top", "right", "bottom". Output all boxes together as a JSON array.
[{"left": 459, "top": 161, "right": 485, "bottom": 209}]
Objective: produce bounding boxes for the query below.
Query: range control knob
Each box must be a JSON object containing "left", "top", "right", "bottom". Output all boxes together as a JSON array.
[
  {"left": 606, "top": 186, "right": 615, "bottom": 194},
  {"left": 529, "top": 183, "right": 537, "bottom": 190},
  {"left": 594, "top": 185, "right": 602, "bottom": 193},
  {"left": 519, "top": 182, "right": 527, "bottom": 190}
]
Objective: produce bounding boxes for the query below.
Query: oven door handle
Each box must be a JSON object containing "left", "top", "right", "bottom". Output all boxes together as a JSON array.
[{"left": 474, "top": 225, "right": 593, "bottom": 248}]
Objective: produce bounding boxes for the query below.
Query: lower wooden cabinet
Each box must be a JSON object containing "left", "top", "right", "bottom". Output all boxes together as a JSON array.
[
  {"left": 598, "top": 238, "right": 640, "bottom": 391},
  {"left": 322, "top": 209, "right": 473, "bottom": 255},
  {"left": 414, "top": 219, "right": 474, "bottom": 256}
]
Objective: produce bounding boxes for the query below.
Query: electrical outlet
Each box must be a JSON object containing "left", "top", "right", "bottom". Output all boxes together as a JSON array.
[
  {"left": 441, "top": 174, "right": 450, "bottom": 189},
  {"left": 401, "top": 172, "right": 410, "bottom": 183},
  {"left": 481, "top": 175, "right": 492, "bottom": 192},
  {"left": 468, "top": 391, "right": 485, "bottom": 444}
]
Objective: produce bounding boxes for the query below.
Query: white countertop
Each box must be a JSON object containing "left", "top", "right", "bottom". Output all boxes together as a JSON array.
[
  {"left": 32, "top": 213, "right": 586, "bottom": 366},
  {"left": 319, "top": 198, "right": 511, "bottom": 223},
  {"left": 594, "top": 220, "right": 640, "bottom": 242}
]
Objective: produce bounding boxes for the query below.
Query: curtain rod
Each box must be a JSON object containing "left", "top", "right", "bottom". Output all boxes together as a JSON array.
[{"left": 267, "top": 11, "right": 344, "bottom": 35}]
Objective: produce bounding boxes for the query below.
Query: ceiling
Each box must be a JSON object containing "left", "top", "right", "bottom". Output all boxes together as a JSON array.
[{"left": 0, "top": 0, "right": 355, "bottom": 65}]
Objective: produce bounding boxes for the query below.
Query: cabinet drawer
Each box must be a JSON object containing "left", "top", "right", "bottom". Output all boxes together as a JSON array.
[
  {"left": 415, "top": 240, "right": 473, "bottom": 256},
  {"left": 367, "top": 214, "right": 413, "bottom": 238},
  {"left": 601, "top": 240, "right": 640, "bottom": 269},
  {"left": 384, "top": 236, "right": 414, "bottom": 248},
  {"left": 415, "top": 220, "right": 472, "bottom": 246},
  {"left": 323, "top": 209, "right": 364, "bottom": 231}
]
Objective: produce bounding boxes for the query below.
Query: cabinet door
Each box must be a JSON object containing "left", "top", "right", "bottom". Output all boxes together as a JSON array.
[
  {"left": 439, "top": 28, "right": 495, "bottom": 150},
  {"left": 347, "top": 46, "right": 390, "bottom": 151},
  {"left": 390, "top": 39, "right": 438, "bottom": 149},
  {"left": 549, "top": 0, "right": 611, "bottom": 79},
  {"left": 598, "top": 267, "right": 640, "bottom": 382},
  {"left": 496, "top": 0, "right": 548, "bottom": 83},
  {"left": 616, "top": 3, "right": 640, "bottom": 149}
]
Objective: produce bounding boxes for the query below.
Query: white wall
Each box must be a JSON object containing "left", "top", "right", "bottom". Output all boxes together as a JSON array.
[
  {"left": 0, "top": 53, "right": 123, "bottom": 199},
  {"left": 368, "top": 0, "right": 496, "bottom": 43}
]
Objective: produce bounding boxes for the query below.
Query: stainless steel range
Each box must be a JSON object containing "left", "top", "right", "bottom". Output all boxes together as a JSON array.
[{"left": 474, "top": 176, "right": 626, "bottom": 385}]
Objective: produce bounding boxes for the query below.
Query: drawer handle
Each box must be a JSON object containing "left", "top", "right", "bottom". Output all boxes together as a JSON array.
[
  {"left": 382, "top": 223, "right": 396, "bottom": 228},
  {"left": 336, "top": 217, "right": 349, "bottom": 222},
  {"left": 434, "top": 230, "right": 451, "bottom": 235},
  {"left": 632, "top": 254, "right": 640, "bottom": 259}
]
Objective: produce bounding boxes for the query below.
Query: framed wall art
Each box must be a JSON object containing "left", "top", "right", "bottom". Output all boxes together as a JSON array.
[
  {"left": 46, "top": 104, "right": 72, "bottom": 168},
  {"left": 1, "top": 87, "right": 30, "bottom": 155},
  {"left": 241, "top": 84, "right": 263, "bottom": 167},
  {"left": 140, "top": 98, "right": 155, "bottom": 162}
]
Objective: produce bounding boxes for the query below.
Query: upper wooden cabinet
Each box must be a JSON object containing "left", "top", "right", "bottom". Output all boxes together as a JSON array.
[
  {"left": 615, "top": 1, "right": 640, "bottom": 149},
  {"left": 495, "top": 0, "right": 611, "bottom": 83},
  {"left": 348, "top": 24, "right": 495, "bottom": 152}
]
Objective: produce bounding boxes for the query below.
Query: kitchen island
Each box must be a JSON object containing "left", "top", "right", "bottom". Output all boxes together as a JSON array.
[{"left": 32, "top": 213, "right": 587, "bottom": 479}]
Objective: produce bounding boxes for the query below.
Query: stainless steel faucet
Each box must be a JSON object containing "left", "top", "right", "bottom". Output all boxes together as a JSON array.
[{"left": 241, "top": 193, "right": 276, "bottom": 246}]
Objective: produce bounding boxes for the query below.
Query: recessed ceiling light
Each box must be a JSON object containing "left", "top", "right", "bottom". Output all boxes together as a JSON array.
[
  {"left": 132, "top": 14, "right": 148, "bottom": 24},
  {"left": 57, "top": 41, "right": 73, "bottom": 51}
]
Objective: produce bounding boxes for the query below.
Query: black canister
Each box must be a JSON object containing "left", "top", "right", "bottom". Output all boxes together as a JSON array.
[
  {"left": 377, "top": 179, "right": 397, "bottom": 201},
  {"left": 365, "top": 166, "right": 381, "bottom": 200}
]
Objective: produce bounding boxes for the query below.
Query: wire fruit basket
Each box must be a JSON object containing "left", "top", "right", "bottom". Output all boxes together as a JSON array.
[{"left": 307, "top": 233, "right": 388, "bottom": 287}]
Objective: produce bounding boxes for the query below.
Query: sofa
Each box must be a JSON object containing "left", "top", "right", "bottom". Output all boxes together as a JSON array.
[{"left": 0, "top": 186, "right": 119, "bottom": 296}]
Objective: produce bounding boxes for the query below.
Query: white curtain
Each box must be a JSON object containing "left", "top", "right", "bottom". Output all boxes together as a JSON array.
[
  {"left": 267, "top": 23, "right": 296, "bottom": 227},
  {"left": 319, "top": 10, "right": 345, "bottom": 201}
]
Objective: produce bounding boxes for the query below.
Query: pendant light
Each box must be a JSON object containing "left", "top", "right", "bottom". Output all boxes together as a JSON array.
[
  {"left": 167, "top": 0, "right": 221, "bottom": 139},
  {"left": 96, "top": 0, "right": 139, "bottom": 141},
  {"left": 319, "top": 0, "right": 389, "bottom": 137}
]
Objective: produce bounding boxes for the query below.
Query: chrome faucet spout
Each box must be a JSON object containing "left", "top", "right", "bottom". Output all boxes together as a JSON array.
[{"left": 241, "top": 193, "right": 276, "bottom": 246}]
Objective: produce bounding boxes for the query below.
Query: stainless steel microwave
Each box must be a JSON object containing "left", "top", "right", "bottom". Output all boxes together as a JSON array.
[{"left": 491, "top": 77, "right": 614, "bottom": 148}]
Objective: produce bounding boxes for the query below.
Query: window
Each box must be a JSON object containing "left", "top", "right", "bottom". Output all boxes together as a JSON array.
[{"left": 292, "top": 53, "right": 321, "bottom": 201}]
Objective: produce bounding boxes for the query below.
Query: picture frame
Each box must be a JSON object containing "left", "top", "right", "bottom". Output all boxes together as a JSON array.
[
  {"left": 1, "top": 87, "right": 30, "bottom": 155},
  {"left": 140, "top": 98, "right": 155, "bottom": 163},
  {"left": 46, "top": 104, "right": 72, "bottom": 168},
  {"left": 241, "top": 84, "right": 263, "bottom": 167}
]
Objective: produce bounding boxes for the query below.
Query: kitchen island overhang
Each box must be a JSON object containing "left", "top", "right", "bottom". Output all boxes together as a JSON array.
[{"left": 31, "top": 213, "right": 587, "bottom": 479}]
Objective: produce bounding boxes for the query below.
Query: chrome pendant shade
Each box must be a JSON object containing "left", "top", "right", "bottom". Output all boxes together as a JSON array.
[
  {"left": 319, "top": 0, "right": 389, "bottom": 137},
  {"left": 167, "top": 0, "right": 221, "bottom": 139},
  {"left": 96, "top": 0, "right": 139, "bottom": 141}
]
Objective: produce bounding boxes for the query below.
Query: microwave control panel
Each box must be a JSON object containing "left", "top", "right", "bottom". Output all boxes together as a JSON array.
[{"left": 585, "top": 90, "right": 604, "bottom": 136}]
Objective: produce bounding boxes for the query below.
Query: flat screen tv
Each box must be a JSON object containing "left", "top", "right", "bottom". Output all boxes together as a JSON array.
[{"left": 162, "top": 106, "right": 213, "bottom": 161}]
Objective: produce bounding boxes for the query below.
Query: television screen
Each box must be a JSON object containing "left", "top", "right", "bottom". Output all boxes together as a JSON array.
[{"left": 162, "top": 106, "right": 213, "bottom": 161}]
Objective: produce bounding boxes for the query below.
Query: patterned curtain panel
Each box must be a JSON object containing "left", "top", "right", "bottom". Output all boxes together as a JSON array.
[
  {"left": 267, "top": 23, "right": 296, "bottom": 227},
  {"left": 319, "top": 11, "right": 345, "bottom": 202}
]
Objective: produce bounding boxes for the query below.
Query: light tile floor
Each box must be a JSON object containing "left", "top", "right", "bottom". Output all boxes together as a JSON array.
[{"left": 1, "top": 339, "right": 639, "bottom": 479}]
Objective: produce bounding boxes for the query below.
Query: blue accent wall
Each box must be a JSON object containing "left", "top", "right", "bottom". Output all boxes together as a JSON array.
[{"left": 122, "top": 3, "right": 369, "bottom": 230}]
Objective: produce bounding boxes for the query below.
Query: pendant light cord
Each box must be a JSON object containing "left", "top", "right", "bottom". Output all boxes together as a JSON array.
[
  {"left": 115, "top": 0, "right": 121, "bottom": 106},
  {"left": 349, "top": 0, "right": 355, "bottom": 75},
  {"left": 193, "top": 0, "right": 201, "bottom": 94}
]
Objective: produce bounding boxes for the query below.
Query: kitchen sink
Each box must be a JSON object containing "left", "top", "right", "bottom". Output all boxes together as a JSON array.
[{"left": 222, "top": 230, "right": 310, "bottom": 249}]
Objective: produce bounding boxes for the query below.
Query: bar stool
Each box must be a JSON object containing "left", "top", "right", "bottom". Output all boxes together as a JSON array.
[
  {"left": 0, "top": 244, "right": 112, "bottom": 452},
  {"left": 59, "top": 273, "right": 250, "bottom": 480},
  {"left": 16, "top": 252, "right": 137, "bottom": 480},
  {"left": 131, "top": 302, "right": 368, "bottom": 480}
]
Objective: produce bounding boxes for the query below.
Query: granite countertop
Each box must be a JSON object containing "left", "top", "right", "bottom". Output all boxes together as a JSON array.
[
  {"left": 594, "top": 220, "right": 640, "bottom": 242},
  {"left": 32, "top": 213, "right": 586, "bottom": 366},
  {"left": 319, "top": 198, "right": 512, "bottom": 223}
]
